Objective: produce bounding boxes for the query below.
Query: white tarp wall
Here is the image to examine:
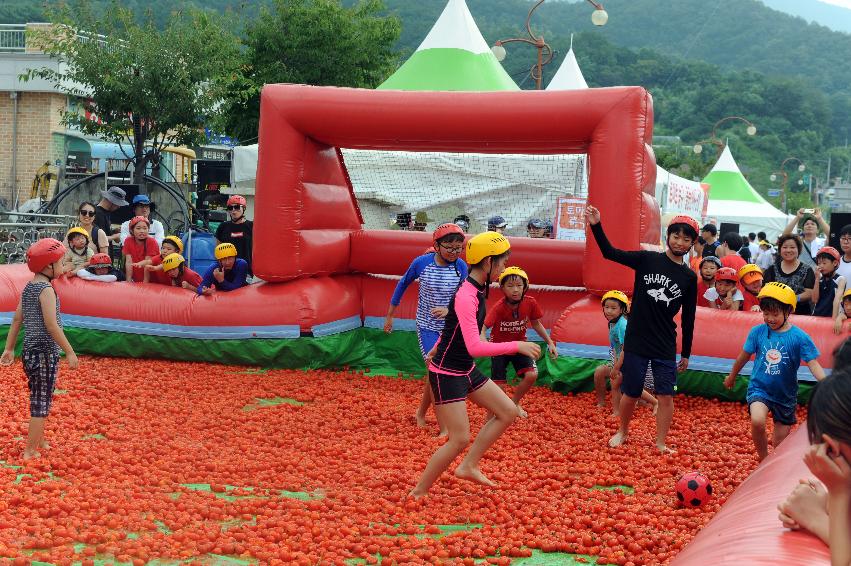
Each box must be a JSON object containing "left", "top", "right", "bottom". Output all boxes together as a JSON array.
[{"left": 656, "top": 166, "right": 708, "bottom": 220}]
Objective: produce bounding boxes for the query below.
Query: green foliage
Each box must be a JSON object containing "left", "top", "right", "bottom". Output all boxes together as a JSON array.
[
  {"left": 216, "top": 0, "right": 401, "bottom": 142},
  {"left": 21, "top": 2, "right": 242, "bottom": 184}
]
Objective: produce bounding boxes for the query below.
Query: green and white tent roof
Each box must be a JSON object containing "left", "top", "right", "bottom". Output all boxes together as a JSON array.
[
  {"left": 546, "top": 38, "right": 588, "bottom": 90},
  {"left": 378, "top": 0, "right": 519, "bottom": 91},
  {"left": 703, "top": 146, "right": 791, "bottom": 237}
]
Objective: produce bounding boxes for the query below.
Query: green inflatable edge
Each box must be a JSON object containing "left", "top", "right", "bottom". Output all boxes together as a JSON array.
[{"left": 0, "top": 326, "right": 815, "bottom": 405}]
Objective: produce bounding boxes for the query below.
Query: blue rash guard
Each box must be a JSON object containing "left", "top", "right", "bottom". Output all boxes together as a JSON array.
[{"left": 197, "top": 258, "right": 249, "bottom": 294}]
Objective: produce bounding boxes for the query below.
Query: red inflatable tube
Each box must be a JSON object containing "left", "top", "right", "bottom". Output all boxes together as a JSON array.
[
  {"left": 672, "top": 425, "right": 830, "bottom": 565},
  {"left": 350, "top": 230, "right": 585, "bottom": 288},
  {"left": 552, "top": 297, "right": 844, "bottom": 370}
]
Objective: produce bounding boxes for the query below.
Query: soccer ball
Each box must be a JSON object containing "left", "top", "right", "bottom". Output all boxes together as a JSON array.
[{"left": 676, "top": 471, "right": 713, "bottom": 508}]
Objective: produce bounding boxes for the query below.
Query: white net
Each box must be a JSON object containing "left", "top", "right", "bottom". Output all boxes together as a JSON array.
[{"left": 340, "top": 150, "right": 588, "bottom": 236}]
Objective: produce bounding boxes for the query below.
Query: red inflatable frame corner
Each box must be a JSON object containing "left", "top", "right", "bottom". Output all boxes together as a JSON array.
[{"left": 254, "top": 84, "right": 659, "bottom": 295}]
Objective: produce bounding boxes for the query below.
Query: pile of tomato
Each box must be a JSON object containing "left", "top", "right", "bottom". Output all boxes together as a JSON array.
[{"left": 0, "top": 358, "right": 799, "bottom": 565}]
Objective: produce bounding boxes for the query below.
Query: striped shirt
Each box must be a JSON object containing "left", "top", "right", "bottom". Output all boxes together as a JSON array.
[{"left": 390, "top": 253, "right": 468, "bottom": 333}]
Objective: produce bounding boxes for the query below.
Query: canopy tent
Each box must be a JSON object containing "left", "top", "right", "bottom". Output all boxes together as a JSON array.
[
  {"left": 703, "top": 146, "right": 792, "bottom": 237},
  {"left": 377, "top": 0, "right": 518, "bottom": 91},
  {"left": 545, "top": 39, "right": 589, "bottom": 91}
]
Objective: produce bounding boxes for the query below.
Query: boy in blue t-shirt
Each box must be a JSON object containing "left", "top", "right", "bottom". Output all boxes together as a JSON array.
[
  {"left": 725, "top": 282, "right": 826, "bottom": 461},
  {"left": 384, "top": 224, "right": 468, "bottom": 433}
]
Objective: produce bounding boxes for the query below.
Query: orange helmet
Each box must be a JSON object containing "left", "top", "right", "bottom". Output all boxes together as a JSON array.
[
  {"left": 432, "top": 223, "right": 464, "bottom": 246},
  {"left": 227, "top": 195, "right": 247, "bottom": 208},
  {"left": 716, "top": 267, "right": 738, "bottom": 283}
]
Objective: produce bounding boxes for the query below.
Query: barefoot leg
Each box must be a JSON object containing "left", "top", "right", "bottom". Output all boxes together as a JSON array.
[
  {"left": 456, "top": 380, "right": 517, "bottom": 486},
  {"left": 749, "top": 402, "right": 770, "bottom": 461},
  {"left": 655, "top": 394, "right": 674, "bottom": 452},
  {"left": 641, "top": 389, "right": 658, "bottom": 415},
  {"left": 410, "top": 402, "right": 471, "bottom": 497},
  {"left": 610, "top": 394, "right": 637, "bottom": 447},
  {"left": 415, "top": 379, "right": 430, "bottom": 428},
  {"left": 611, "top": 372, "right": 623, "bottom": 416},
  {"left": 773, "top": 422, "right": 792, "bottom": 449},
  {"left": 593, "top": 365, "right": 609, "bottom": 407},
  {"left": 25, "top": 417, "right": 45, "bottom": 460},
  {"left": 511, "top": 370, "right": 537, "bottom": 417}
]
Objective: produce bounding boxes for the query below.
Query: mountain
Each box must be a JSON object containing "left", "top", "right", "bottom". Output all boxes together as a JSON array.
[{"left": 760, "top": 0, "right": 851, "bottom": 34}]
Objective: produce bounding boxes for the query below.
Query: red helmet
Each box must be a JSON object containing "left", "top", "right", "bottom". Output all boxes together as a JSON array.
[
  {"left": 26, "top": 238, "right": 66, "bottom": 273},
  {"left": 129, "top": 215, "right": 150, "bottom": 229},
  {"left": 716, "top": 267, "right": 738, "bottom": 282},
  {"left": 432, "top": 223, "right": 464, "bottom": 246},
  {"left": 227, "top": 195, "right": 247, "bottom": 208},
  {"left": 89, "top": 253, "right": 112, "bottom": 268},
  {"left": 668, "top": 215, "right": 700, "bottom": 238},
  {"left": 817, "top": 246, "right": 841, "bottom": 262}
]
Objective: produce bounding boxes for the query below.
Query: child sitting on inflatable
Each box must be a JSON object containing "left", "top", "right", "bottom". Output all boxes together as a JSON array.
[
  {"left": 834, "top": 289, "right": 851, "bottom": 334},
  {"left": 697, "top": 256, "right": 721, "bottom": 308},
  {"left": 483, "top": 266, "right": 557, "bottom": 418},
  {"left": 0, "top": 239, "right": 78, "bottom": 460},
  {"left": 62, "top": 227, "right": 94, "bottom": 277},
  {"left": 777, "top": 370, "right": 851, "bottom": 566},
  {"left": 814, "top": 246, "right": 846, "bottom": 318},
  {"left": 143, "top": 236, "right": 184, "bottom": 284},
  {"left": 724, "top": 282, "right": 826, "bottom": 461},
  {"left": 713, "top": 267, "right": 743, "bottom": 311},
  {"left": 593, "top": 291, "right": 658, "bottom": 416},
  {"left": 77, "top": 253, "right": 124, "bottom": 282},
  {"left": 123, "top": 216, "right": 159, "bottom": 283},
  {"left": 738, "top": 264, "right": 763, "bottom": 312},
  {"left": 159, "top": 254, "right": 202, "bottom": 290},
  {"left": 409, "top": 232, "right": 540, "bottom": 497},
  {"left": 198, "top": 243, "right": 249, "bottom": 295}
]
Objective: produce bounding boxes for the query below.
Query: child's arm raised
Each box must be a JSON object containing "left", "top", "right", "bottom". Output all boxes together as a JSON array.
[
  {"left": 833, "top": 276, "right": 847, "bottom": 320},
  {"left": 0, "top": 300, "right": 23, "bottom": 365},
  {"left": 531, "top": 319, "right": 558, "bottom": 359},
  {"left": 584, "top": 206, "right": 643, "bottom": 269},
  {"left": 38, "top": 286, "right": 78, "bottom": 369},
  {"left": 724, "top": 350, "right": 751, "bottom": 389}
]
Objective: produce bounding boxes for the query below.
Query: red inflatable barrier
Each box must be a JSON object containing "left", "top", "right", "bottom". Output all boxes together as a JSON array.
[{"left": 672, "top": 425, "right": 830, "bottom": 565}]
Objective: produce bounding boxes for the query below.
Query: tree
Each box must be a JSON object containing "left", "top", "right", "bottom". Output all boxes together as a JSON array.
[
  {"left": 218, "top": 0, "right": 400, "bottom": 142},
  {"left": 23, "top": 2, "right": 242, "bottom": 185}
]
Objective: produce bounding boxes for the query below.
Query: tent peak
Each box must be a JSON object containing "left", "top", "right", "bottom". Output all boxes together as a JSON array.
[
  {"left": 709, "top": 145, "right": 742, "bottom": 175},
  {"left": 417, "top": 0, "right": 490, "bottom": 55},
  {"left": 546, "top": 44, "right": 588, "bottom": 91}
]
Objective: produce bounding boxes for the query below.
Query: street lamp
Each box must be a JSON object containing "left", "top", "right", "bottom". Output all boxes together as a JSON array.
[
  {"left": 770, "top": 157, "right": 806, "bottom": 213},
  {"left": 692, "top": 116, "right": 757, "bottom": 154},
  {"left": 492, "top": 0, "right": 608, "bottom": 90}
]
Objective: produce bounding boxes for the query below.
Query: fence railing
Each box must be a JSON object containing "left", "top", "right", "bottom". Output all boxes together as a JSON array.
[
  {"left": 0, "top": 213, "right": 75, "bottom": 265},
  {"left": 0, "top": 24, "right": 26, "bottom": 52}
]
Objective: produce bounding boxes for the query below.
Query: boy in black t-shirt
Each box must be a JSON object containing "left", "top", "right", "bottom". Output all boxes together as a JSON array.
[
  {"left": 586, "top": 206, "right": 698, "bottom": 454},
  {"left": 216, "top": 195, "right": 254, "bottom": 276}
]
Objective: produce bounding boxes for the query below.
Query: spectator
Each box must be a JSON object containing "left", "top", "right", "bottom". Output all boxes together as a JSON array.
[
  {"left": 697, "top": 256, "right": 721, "bottom": 308},
  {"left": 763, "top": 234, "right": 817, "bottom": 315},
  {"left": 488, "top": 216, "right": 507, "bottom": 234},
  {"left": 714, "top": 267, "right": 744, "bottom": 311},
  {"left": 701, "top": 223, "right": 721, "bottom": 258},
  {"left": 159, "top": 253, "right": 202, "bottom": 290},
  {"left": 738, "top": 244, "right": 752, "bottom": 263},
  {"left": 143, "top": 236, "right": 184, "bottom": 285},
  {"left": 527, "top": 219, "right": 545, "bottom": 238},
  {"left": 542, "top": 220, "right": 553, "bottom": 239},
  {"left": 77, "top": 253, "right": 124, "bottom": 282},
  {"left": 783, "top": 208, "right": 830, "bottom": 267},
  {"left": 690, "top": 237, "right": 705, "bottom": 272},
  {"left": 123, "top": 216, "right": 159, "bottom": 283},
  {"left": 453, "top": 215, "right": 470, "bottom": 233},
  {"left": 95, "top": 186, "right": 129, "bottom": 254},
  {"left": 198, "top": 243, "right": 249, "bottom": 295},
  {"left": 216, "top": 195, "right": 254, "bottom": 275},
  {"left": 120, "top": 195, "right": 165, "bottom": 247},
  {"left": 70, "top": 202, "right": 108, "bottom": 254},
  {"left": 813, "top": 247, "right": 846, "bottom": 319},
  {"left": 747, "top": 232, "right": 759, "bottom": 258},
  {"left": 62, "top": 227, "right": 94, "bottom": 277},
  {"left": 756, "top": 239, "right": 775, "bottom": 270},
  {"left": 739, "top": 264, "right": 764, "bottom": 312},
  {"left": 837, "top": 224, "right": 851, "bottom": 281},
  {"left": 717, "top": 232, "right": 747, "bottom": 272}
]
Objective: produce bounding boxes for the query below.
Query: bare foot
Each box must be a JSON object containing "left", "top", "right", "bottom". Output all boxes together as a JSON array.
[
  {"left": 415, "top": 413, "right": 428, "bottom": 428},
  {"left": 516, "top": 404, "right": 528, "bottom": 418},
  {"left": 408, "top": 488, "right": 428, "bottom": 500},
  {"left": 652, "top": 402, "right": 659, "bottom": 416},
  {"left": 455, "top": 464, "right": 496, "bottom": 487},
  {"left": 608, "top": 431, "right": 628, "bottom": 448},
  {"left": 22, "top": 449, "right": 41, "bottom": 461},
  {"left": 596, "top": 401, "right": 606, "bottom": 409},
  {"left": 612, "top": 410, "right": 620, "bottom": 418},
  {"left": 657, "top": 442, "right": 676, "bottom": 454},
  {"left": 436, "top": 428, "right": 448, "bottom": 438},
  {"left": 39, "top": 440, "right": 50, "bottom": 450}
]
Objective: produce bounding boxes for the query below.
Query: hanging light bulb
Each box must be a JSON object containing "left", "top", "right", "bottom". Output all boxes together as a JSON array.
[{"left": 591, "top": 7, "right": 609, "bottom": 26}]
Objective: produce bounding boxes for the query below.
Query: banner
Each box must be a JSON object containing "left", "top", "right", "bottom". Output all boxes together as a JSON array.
[
  {"left": 659, "top": 167, "right": 709, "bottom": 220},
  {"left": 555, "top": 196, "right": 587, "bottom": 241}
]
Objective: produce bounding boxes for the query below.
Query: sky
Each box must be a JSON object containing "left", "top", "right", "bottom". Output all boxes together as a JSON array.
[{"left": 819, "top": 0, "right": 851, "bottom": 8}]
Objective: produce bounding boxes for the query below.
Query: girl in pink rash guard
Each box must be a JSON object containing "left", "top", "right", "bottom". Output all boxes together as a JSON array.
[{"left": 409, "top": 232, "right": 542, "bottom": 498}]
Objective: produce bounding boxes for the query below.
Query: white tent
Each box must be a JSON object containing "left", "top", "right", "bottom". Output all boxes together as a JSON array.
[
  {"left": 546, "top": 37, "right": 589, "bottom": 91},
  {"left": 703, "top": 146, "right": 792, "bottom": 237}
]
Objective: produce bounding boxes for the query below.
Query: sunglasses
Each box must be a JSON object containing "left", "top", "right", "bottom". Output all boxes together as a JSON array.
[
  {"left": 226, "top": 205, "right": 243, "bottom": 211},
  {"left": 79, "top": 210, "right": 96, "bottom": 217}
]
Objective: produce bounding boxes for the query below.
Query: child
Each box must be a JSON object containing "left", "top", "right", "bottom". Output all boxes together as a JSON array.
[
  {"left": 724, "top": 282, "right": 826, "bottom": 461},
  {"left": 160, "top": 253, "right": 202, "bottom": 290},
  {"left": 62, "top": 227, "right": 94, "bottom": 277},
  {"left": 697, "top": 256, "right": 721, "bottom": 308},
  {"left": 198, "top": 243, "right": 249, "bottom": 295},
  {"left": 483, "top": 266, "right": 557, "bottom": 417},
  {"left": 0, "top": 239, "right": 78, "bottom": 460},
  {"left": 586, "top": 207, "right": 698, "bottom": 453},
  {"left": 123, "top": 216, "right": 159, "bottom": 283},
  {"left": 834, "top": 289, "right": 851, "bottom": 334},
  {"left": 713, "top": 267, "right": 744, "bottom": 311},
  {"left": 143, "top": 236, "right": 184, "bottom": 284},
  {"left": 756, "top": 240, "right": 775, "bottom": 271},
  {"left": 777, "top": 371, "right": 851, "bottom": 566},
  {"left": 592, "top": 291, "right": 658, "bottom": 416},
  {"left": 76, "top": 253, "right": 124, "bottom": 282},
  {"left": 409, "top": 232, "right": 541, "bottom": 497},
  {"left": 738, "top": 264, "right": 764, "bottom": 312},
  {"left": 814, "top": 246, "right": 847, "bottom": 318},
  {"left": 385, "top": 223, "right": 468, "bottom": 433}
]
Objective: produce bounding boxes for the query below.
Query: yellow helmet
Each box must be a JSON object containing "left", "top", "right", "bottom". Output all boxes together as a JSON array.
[
  {"left": 162, "top": 253, "right": 185, "bottom": 272},
  {"left": 757, "top": 281, "right": 797, "bottom": 310},
  {"left": 498, "top": 266, "right": 529, "bottom": 286},
  {"left": 67, "top": 226, "right": 90, "bottom": 243},
  {"left": 162, "top": 235, "right": 184, "bottom": 254},
  {"left": 843, "top": 288, "right": 851, "bottom": 301},
  {"left": 601, "top": 290, "right": 630, "bottom": 308},
  {"left": 465, "top": 231, "right": 510, "bottom": 265},
  {"left": 738, "top": 263, "right": 763, "bottom": 285},
  {"left": 214, "top": 243, "right": 238, "bottom": 260}
]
